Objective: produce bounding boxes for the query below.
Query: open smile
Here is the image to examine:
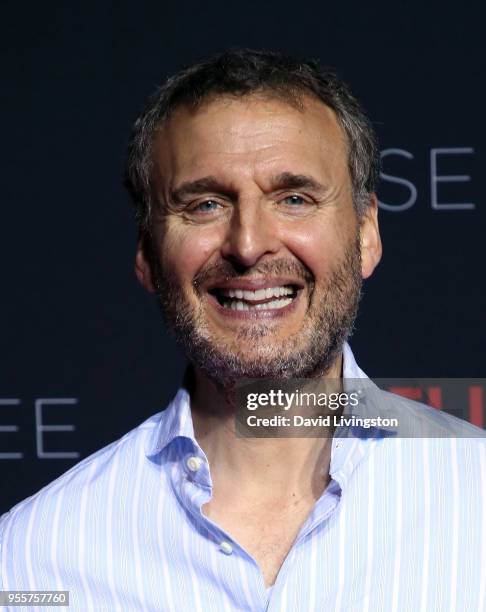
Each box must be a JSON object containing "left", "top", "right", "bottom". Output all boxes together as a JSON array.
[{"left": 206, "top": 278, "right": 304, "bottom": 318}]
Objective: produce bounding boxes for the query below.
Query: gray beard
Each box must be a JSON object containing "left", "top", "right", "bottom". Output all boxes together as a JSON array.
[{"left": 152, "top": 237, "right": 362, "bottom": 389}]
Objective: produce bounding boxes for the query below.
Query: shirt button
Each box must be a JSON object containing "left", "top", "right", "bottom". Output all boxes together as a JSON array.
[
  {"left": 186, "top": 456, "right": 202, "bottom": 472},
  {"left": 219, "top": 541, "right": 233, "bottom": 555}
]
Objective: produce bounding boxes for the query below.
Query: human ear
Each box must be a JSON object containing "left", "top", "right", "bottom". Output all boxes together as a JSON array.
[
  {"left": 359, "top": 194, "right": 382, "bottom": 279},
  {"left": 134, "top": 237, "right": 156, "bottom": 293}
]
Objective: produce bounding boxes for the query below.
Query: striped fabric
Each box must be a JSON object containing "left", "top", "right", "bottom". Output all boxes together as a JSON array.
[{"left": 1, "top": 344, "right": 486, "bottom": 611}]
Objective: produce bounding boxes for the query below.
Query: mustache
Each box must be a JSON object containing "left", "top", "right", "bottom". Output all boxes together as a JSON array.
[{"left": 192, "top": 257, "right": 314, "bottom": 292}]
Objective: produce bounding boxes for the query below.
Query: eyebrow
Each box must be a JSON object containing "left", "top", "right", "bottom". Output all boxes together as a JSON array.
[
  {"left": 169, "top": 171, "right": 327, "bottom": 204},
  {"left": 170, "top": 177, "right": 235, "bottom": 204},
  {"left": 269, "top": 172, "right": 328, "bottom": 194}
]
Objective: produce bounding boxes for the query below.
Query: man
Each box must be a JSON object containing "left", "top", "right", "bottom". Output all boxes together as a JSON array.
[{"left": 1, "top": 49, "right": 485, "bottom": 611}]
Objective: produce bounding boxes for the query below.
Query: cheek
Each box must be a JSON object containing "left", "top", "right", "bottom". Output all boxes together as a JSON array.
[
  {"left": 160, "top": 224, "right": 222, "bottom": 282},
  {"left": 281, "top": 222, "right": 351, "bottom": 280}
]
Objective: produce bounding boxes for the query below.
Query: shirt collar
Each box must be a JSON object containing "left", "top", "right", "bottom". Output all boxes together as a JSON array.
[
  {"left": 146, "top": 387, "right": 194, "bottom": 457},
  {"left": 330, "top": 343, "right": 397, "bottom": 490},
  {"left": 342, "top": 341, "right": 368, "bottom": 379}
]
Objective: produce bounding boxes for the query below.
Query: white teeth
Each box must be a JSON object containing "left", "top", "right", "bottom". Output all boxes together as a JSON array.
[
  {"left": 222, "top": 286, "right": 294, "bottom": 301},
  {"left": 223, "top": 297, "right": 293, "bottom": 311},
  {"left": 219, "top": 284, "right": 297, "bottom": 312}
]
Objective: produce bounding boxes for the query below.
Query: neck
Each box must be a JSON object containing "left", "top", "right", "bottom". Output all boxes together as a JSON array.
[{"left": 190, "top": 353, "right": 343, "bottom": 498}]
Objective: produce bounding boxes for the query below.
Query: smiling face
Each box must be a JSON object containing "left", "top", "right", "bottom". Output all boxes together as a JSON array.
[{"left": 135, "top": 93, "right": 381, "bottom": 386}]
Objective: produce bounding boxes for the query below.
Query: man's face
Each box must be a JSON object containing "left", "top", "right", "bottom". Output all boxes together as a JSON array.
[{"left": 136, "top": 93, "right": 381, "bottom": 386}]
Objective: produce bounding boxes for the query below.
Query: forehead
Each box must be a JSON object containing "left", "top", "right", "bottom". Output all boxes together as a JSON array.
[{"left": 151, "top": 93, "right": 350, "bottom": 187}]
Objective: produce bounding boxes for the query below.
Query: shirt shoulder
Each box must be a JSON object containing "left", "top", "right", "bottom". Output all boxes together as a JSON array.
[
  {"left": 352, "top": 388, "right": 486, "bottom": 494},
  {"left": 366, "top": 391, "right": 486, "bottom": 489},
  {"left": 0, "top": 410, "right": 165, "bottom": 553},
  {"left": 362, "top": 383, "right": 486, "bottom": 444}
]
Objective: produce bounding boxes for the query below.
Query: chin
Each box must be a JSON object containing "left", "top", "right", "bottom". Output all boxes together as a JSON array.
[{"left": 194, "top": 338, "right": 335, "bottom": 386}]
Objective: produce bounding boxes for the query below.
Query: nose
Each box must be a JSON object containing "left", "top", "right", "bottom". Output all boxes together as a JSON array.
[{"left": 220, "top": 198, "right": 281, "bottom": 268}]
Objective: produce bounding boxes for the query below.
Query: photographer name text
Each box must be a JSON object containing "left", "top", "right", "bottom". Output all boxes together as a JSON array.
[{"left": 246, "top": 414, "right": 399, "bottom": 429}]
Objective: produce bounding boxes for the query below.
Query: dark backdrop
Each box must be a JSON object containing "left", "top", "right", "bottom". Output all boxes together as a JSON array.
[{"left": 1, "top": 1, "right": 484, "bottom": 513}]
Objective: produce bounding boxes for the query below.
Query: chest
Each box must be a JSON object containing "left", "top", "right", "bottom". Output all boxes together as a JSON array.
[{"left": 203, "top": 496, "right": 316, "bottom": 587}]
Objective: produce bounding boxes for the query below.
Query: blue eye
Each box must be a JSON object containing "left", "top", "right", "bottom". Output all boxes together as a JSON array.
[
  {"left": 282, "top": 195, "right": 306, "bottom": 206},
  {"left": 195, "top": 200, "right": 221, "bottom": 212}
]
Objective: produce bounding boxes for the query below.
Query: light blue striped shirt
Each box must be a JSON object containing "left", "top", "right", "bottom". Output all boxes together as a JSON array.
[{"left": 1, "top": 344, "right": 486, "bottom": 611}]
